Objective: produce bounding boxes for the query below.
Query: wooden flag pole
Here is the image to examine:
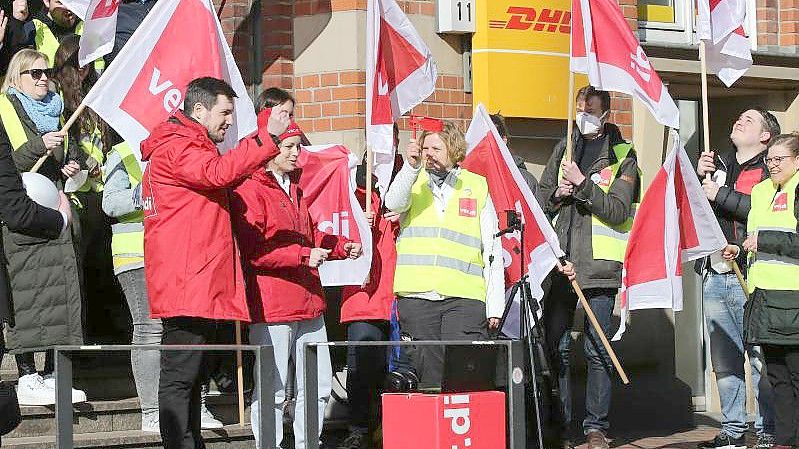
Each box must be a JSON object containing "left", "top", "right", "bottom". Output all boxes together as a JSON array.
[
  {"left": 365, "top": 145, "right": 373, "bottom": 213},
  {"left": 565, "top": 71, "right": 576, "bottom": 162},
  {"left": 730, "top": 260, "right": 749, "bottom": 297},
  {"left": 234, "top": 321, "right": 246, "bottom": 428},
  {"left": 30, "top": 103, "right": 87, "bottom": 173}
]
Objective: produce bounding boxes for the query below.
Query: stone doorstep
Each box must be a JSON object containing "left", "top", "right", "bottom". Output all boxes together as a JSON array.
[
  {"left": 8, "top": 396, "right": 251, "bottom": 439},
  {"left": 2, "top": 426, "right": 256, "bottom": 449}
]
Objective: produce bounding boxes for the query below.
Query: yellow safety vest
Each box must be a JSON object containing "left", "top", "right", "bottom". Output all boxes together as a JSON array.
[
  {"left": 33, "top": 19, "right": 105, "bottom": 71},
  {"left": 746, "top": 171, "right": 799, "bottom": 293},
  {"left": 393, "top": 168, "right": 489, "bottom": 301},
  {"left": 0, "top": 93, "right": 67, "bottom": 154},
  {"left": 558, "top": 142, "right": 640, "bottom": 263},
  {"left": 103, "top": 142, "right": 144, "bottom": 274},
  {"left": 74, "top": 125, "right": 105, "bottom": 192}
]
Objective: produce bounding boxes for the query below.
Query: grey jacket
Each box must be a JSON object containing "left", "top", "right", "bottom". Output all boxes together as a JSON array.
[
  {"left": 101, "top": 149, "right": 144, "bottom": 275},
  {"left": 538, "top": 125, "right": 640, "bottom": 290}
]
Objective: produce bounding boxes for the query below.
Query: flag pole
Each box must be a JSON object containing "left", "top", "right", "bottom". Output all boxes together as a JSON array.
[
  {"left": 559, "top": 259, "right": 629, "bottom": 384},
  {"left": 30, "top": 102, "right": 87, "bottom": 173},
  {"left": 365, "top": 145, "right": 373, "bottom": 213},
  {"left": 565, "top": 71, "right": 576, "bottom": 162},
  {"left": 235, "top": 320, "right": 246, "bottom": 428}
]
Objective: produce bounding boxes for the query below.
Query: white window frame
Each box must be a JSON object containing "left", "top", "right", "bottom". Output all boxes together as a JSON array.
[{"left": 637, "top": 0, "right": 692, "bottom": 45}]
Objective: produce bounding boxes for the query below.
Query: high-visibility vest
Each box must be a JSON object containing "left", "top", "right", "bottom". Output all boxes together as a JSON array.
[
  {"left": 746, "top": 171, "right": 799, "bottom": 293},
  {"left": 558, "top": 142, "right": 640, "bottom": 263},
  {"left": 74, "top": 125, "right": 105, "bottom": 193},
  {"left": 393, "top": 168, "right": 489, "bottom": 301},
  {"left": 33, "top": 19, "right": 105, "bottom": 71},
  {"left": 0, "top": 93, "right": 67, "bottom": 154},
  {"left": 103, "top": 142, "right": 144, "bottom": 274}
]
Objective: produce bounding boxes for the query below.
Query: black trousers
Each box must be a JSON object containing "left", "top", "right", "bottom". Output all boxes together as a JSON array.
[
  {"left": 346, "top": 320, "right": 389, "bottom": 430},
  {"left": 397, "top": 297, "right": 488, "bottom": 388},
  {"left": 764, "top": 344, "right": 799, "bottom": 446},
  {"left": 159, "top": 317, "right": 225, "bottom": 449}
]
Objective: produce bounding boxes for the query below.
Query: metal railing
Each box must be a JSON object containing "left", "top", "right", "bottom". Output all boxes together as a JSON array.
[{"left": 52, "top": 340, "right": 527, "bottom": 449}]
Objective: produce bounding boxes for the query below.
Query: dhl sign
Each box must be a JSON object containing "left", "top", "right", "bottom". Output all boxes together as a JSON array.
[
  {"left": 472, "top": 0, "right": 587, "bottom": 120},
  {"left": 488, "top": 7, "right": 571, "bottom": 34}
]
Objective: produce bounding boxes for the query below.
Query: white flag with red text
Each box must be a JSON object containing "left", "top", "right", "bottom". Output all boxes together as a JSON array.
[
  {"left": 571, "top": 0, "right": 680, "bottom": 129},
  {"left": 77, "top": 0, "right": 121, "bottom": 68},
  {"left": 613, "top": 131, "right": 726, "bottom": 340},
  {"left": 697, "top": 0, "right": 752, "bottom": 87},
  {"left": 367, "top": 0, "right": 437, "bottom": 193},
  {"left": 298, "top": 145, "right": 373, "bottom": 286},
  {"left": 463, "top": 104, "right": 564, "bottom": 338},
  {"left": 82, "top": 0, "right": 256, "bottom": 156}
]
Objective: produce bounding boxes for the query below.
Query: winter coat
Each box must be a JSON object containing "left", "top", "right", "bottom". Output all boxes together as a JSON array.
[
  {"left": 231, "top": 168, "right": 350, "bottom": 323},
  {"left": 1, "top": 93, "right": 87, "bottom": 188},
  {"left": 695, "top": 149, "right": 769, "bottom": 274},
  {"left": 140, "top": 110, "right": 279, "bottom": 322},
  {"left": 0, "top": 106, "right": 82, "bottom": 353},
  {"left": 744, "top": 182, "right": 799, "bottom": 346},
  {"left": 0, "top": 126, "right": 65, "bottom": 325},
  {"left": 537, "top": 124, "right": 640, "bottom": 290},
  {"left": 340, "top": 185, "right": 399, "bottom": 323}
]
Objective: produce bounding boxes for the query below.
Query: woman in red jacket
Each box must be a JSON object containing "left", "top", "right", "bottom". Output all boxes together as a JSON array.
[{"left": 231, "top": 119, "right": 362, "bottom": 449}]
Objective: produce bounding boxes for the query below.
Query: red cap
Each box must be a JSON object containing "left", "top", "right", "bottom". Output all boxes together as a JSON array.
[{"left": 279, "top": 121, "right": 303, "bottom": 141}]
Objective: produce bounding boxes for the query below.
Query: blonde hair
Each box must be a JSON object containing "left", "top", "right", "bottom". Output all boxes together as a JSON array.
[
  {"left": 2, "top": 49, "right": 49, "bottom": 93},
  {"left": 418, "top": 120, "right": 467, "bottom": 164}
]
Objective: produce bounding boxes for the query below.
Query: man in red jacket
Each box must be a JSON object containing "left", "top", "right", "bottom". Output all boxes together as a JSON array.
[{"left": 140, "top": 77, "right": 289, "bottom": 449}]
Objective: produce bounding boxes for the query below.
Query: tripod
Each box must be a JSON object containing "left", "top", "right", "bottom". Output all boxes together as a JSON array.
[{"left": 495, "top": 213, "right": 559, "bottom": 449}]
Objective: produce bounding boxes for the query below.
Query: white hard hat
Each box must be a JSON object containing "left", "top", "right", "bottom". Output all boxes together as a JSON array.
[{"left": 21, "top": 172, "right": 60, "bottom": 210}]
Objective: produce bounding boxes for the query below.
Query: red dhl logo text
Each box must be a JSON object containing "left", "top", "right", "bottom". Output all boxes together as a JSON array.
[{"left": 489, "top": 7, "right": 571, "bottom": 34}]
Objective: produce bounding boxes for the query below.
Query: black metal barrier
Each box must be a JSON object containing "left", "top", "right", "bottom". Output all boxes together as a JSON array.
[
  {"left": 52, "top": 340, "right": 527, "bottom": 449},
  {"left": 302, "top": 340, "right": 527, "bottom": 449},
  {"left": 52, "top": 344, "right": 276, "bottom": 449}
]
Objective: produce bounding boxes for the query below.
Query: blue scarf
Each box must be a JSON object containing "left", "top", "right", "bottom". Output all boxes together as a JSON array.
[{"left": 8, "top": 87, "right": 63, "bottom": 134}]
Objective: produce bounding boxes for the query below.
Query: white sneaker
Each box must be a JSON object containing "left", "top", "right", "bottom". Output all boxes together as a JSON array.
[
  {"left": 16, "top": 373, "right": 56, "bottom": 406},
  {"left": 200, "top": 403, "right": 223, "bottom": 429},
  {"left": 141, "top": 410, "right": 160, "bottom": 432},
  {"left": 41, "top": 374, "right": 88, "bottom": 404}
]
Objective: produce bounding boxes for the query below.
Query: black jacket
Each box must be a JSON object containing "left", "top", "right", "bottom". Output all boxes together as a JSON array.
[
  {"left": 104, "top": 0, "right": 158, "bottom": 67},
  {"left": 538, "top": 124, "right": 640, "bottom": 290},
  {"left": 513, "top": 154, "right": 539, "bottom": 199},
  {"left": 0, "top": 125, "right": 64, "bottom": 325},
  {"left": 744, "top": 181, "right": 799, "bottom": 346},
  {"left": 696, "top": 148, "right": 769, "bottom": 274}
]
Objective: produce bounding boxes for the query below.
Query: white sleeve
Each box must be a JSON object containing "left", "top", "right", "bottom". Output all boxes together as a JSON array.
[
  {"left": 481, "top": 197, "right": 505, "bottom": 318},
  {"left": 384, "top": 161, "right": 421, "bottom": 214}
]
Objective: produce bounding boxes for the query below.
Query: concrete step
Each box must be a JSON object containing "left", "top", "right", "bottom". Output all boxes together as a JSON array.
[
  {"left": 2, "top": 426, "right": 256, "bottom": 449},
  {"left": 7, "top": 395, "right": 250, "bottom": 439}
]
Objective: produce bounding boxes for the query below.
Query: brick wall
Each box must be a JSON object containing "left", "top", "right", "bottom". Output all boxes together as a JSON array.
[
  {"left": 608, "top": 0, "right": 638, "bottom": 140},
  {"left": 779, "top": 0, "right": 799, "bottom": 47}
]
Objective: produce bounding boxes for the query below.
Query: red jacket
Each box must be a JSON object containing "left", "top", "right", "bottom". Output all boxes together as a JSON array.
[
  {"left": 140, "top": 111, "right": 278, "bottom": 321},
  {"left": 340, "top": 187, "right": 399, "bottom": 323},
  {"left": 231, "top": 169, "right": 349, "bottom": 323}
]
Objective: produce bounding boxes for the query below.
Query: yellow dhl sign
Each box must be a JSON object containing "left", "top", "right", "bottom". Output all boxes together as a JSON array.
[{"left": 472, "top": 0, "right": 587, "bottom": 120}]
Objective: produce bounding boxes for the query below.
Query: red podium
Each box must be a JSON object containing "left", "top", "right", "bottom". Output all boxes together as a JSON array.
[{"left": 382, "top": 391, "right": 506, "bottom": 449}]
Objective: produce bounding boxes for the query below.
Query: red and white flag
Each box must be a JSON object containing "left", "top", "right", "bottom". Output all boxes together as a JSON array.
[
  {"left": 82, "top": 0, "right": 256, "bottom": 156},
  {"left": 367, "top": 0, "right": 437, "bottom": 193},
  {"left": 60, "top": 0, "right": 90, "bottom": 20},
  {"left": 298, "top": 144, "right": 373, "bottom": 286},
  {"left": 613, "top": 131, "right": 726, "bottom": 340},
  {"left": 571, "top": 0, "right": 680, "bottom": 129},
  {"left": 463, "top": 104, "right": 564, "bottom": 337},
  {"left": 78, "top": 0, "right": 121, "bottom": 68},
  {"left": 697, "top": 0, "right": 752, "bottom": 87}
]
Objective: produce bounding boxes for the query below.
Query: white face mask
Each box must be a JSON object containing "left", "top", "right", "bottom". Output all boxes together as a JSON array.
[{"left": 576, "top": 111, "right": 607, "bottom": 136}]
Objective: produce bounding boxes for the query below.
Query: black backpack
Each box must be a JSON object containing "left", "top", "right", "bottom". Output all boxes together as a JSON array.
[{"left": 0, "top": 381, "right": 21, "bottom": 436}]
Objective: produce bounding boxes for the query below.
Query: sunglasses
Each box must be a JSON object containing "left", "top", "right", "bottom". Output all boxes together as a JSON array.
[{"left": 21, "top": 68, "right": 54, "bottom": 81}]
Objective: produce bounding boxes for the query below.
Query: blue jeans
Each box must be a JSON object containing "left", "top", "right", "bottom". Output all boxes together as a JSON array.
[
  {"left": 544, "top": 279, "right": 616, "bottom": 435},
  {"left": 703, "top": 272, "right": 774, "bottom": 438}
]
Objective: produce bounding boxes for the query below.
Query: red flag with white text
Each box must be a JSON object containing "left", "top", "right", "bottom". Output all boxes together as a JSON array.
[
  {"left": 697, "top": 0, "right": 752, "bottom": 87},
  {"left": 570, "top": 0, "right": 680, "bottom": 129},
  {"left": 613, "top": 131, "right": 726, "bottom": 340},
  {"left": 367, "top": 0, "right": 437, "bottom": 193},
  {"left": 462, "top": 104, "right": 564, "bottom": 337},
  {"left": 82, "top": 0, "right": 256, "bottom": 156},
  {"left": 298, "top": 145, "right": 373, "bottom": 287}
]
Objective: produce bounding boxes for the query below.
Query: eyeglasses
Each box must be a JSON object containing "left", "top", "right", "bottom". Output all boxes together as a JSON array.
[
  {"left": 20, "top": 68, "right": 54, "bottom": 81},
  {"left": 764, "top": 155, "right": 795, "bottom": 166}
]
